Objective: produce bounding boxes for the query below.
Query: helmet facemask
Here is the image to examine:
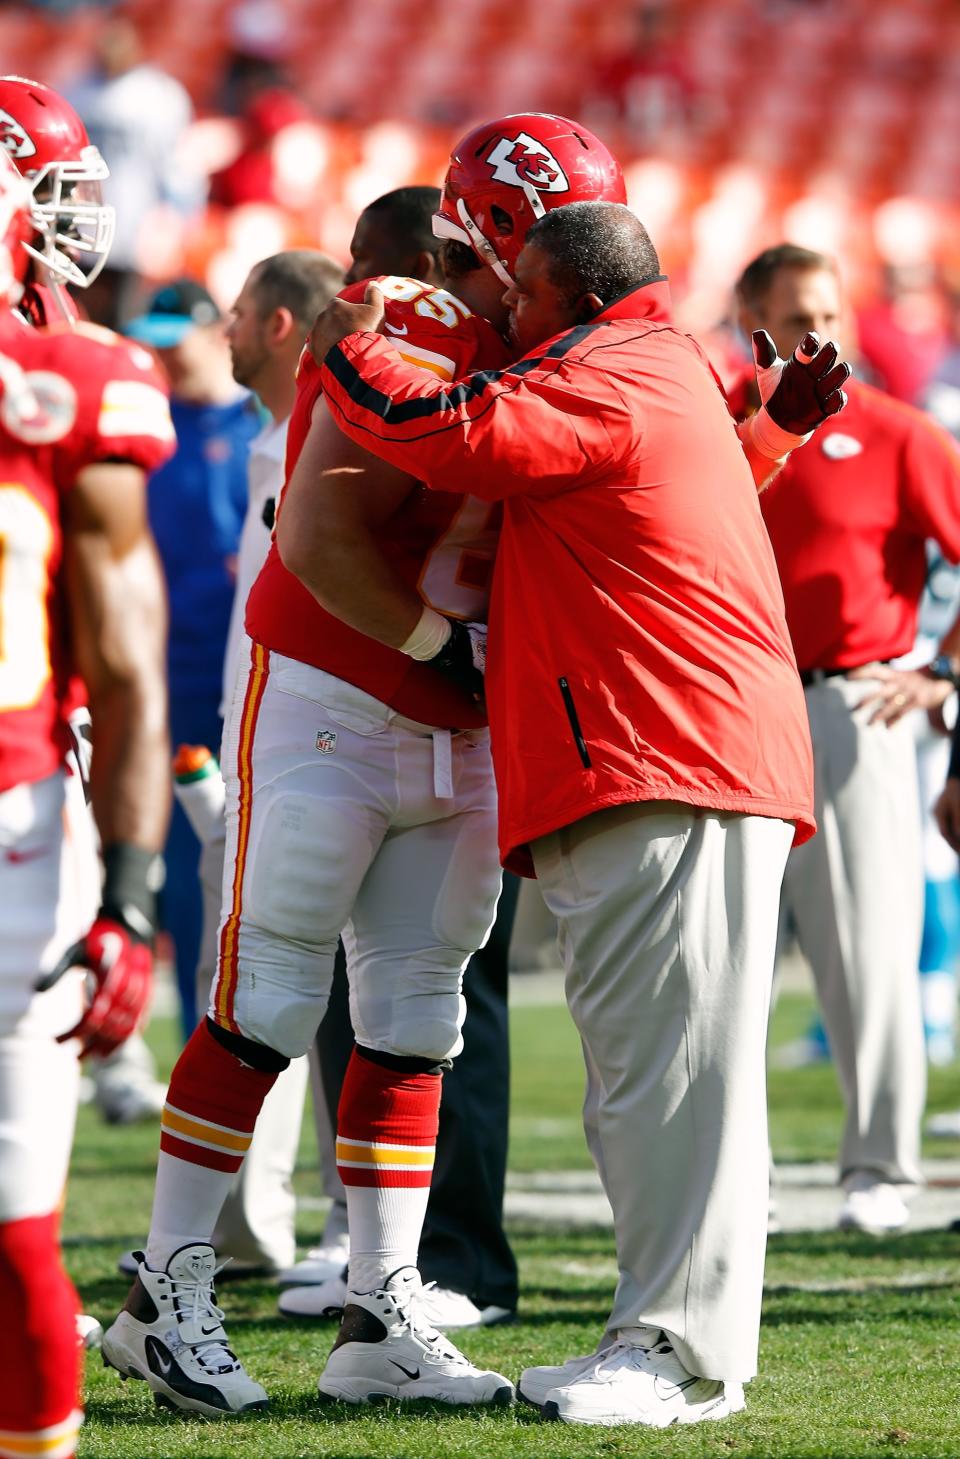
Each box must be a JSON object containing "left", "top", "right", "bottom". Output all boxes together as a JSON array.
[{"left": 24, "top": 145, "right": 115, "bottom": 289}]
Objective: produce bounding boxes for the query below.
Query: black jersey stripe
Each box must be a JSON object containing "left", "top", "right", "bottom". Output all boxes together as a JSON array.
[{"left": 324, "top": 319, "right": 605, "bottom": 432}]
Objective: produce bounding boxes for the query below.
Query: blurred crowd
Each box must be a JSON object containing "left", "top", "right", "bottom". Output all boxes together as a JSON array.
[{"left": 2, "top": 0, "right": 959, "bottom": 336}]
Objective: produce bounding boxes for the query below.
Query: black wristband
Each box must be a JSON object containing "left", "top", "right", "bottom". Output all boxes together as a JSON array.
[{"left": 100, "top": 843, "right": 163, "bottom": 942}]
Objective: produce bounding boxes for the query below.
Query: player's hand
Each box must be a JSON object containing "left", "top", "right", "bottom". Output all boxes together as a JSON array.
[
  {"left": 425, "top": 619, "right": 487, "bottom": 702},
  {"left": 36, "top": 916, "right": 154, "bottom": 1059},
  {"left": 849, "top": 664, "right": 953, "bottom": 726},
  {"left": 308, "top": 283, "right": 386, "bottom": 365},
  {"left": 935, "top": 778, "right": 960, "bottom": 853},
  {"left": 753, "top": 330, "right": 851, "bottom": 435}
]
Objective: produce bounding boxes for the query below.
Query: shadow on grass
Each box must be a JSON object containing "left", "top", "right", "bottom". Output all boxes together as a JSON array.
[
  {"left": 762, "top": 1289, "right": 960, "bottom": 1327},
  {"left": 767, "top": 1229, "right": 960, "bottom": 1261},
  {"left": 87, "top": 1388, "right": 539, "bottom": 1428}
]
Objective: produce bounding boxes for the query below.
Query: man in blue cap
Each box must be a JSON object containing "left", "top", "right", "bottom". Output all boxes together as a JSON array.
[{"left": 127, "top": 279, "right": 260, "bottom": 1037}]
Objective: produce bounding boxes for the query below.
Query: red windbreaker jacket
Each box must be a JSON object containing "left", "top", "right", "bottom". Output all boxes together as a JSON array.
[{"left": 321, "top": 280, "right": 815, "bottom": 875}]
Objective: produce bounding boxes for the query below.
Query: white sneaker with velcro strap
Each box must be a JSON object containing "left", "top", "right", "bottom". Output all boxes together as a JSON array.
[
  {"left": 101, "top": 1243, "right": 269, "bottom": 1416},
  {"left": 316, "top": 1265, "right": 515, "bottom": 1406},
  {"left": 541, "top": 1327, "right": 745, "bottom": 1428}
]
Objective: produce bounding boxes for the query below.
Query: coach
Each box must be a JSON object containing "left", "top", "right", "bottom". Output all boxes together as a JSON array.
[{"left": 311, "top": 202, "right": 825, "bottom": 1426}]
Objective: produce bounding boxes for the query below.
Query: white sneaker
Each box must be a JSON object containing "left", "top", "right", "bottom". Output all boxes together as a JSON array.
[
  {"left": 76, "top": 1314, "right": 103, "bottom": 1350},
  {"left": 117, "top": 1248, "right": 277, "bottom": 1282},
  {"left": 280, "top": 1268, "right": 513, "bottom": 1329},
  {"left": 837, "top": 1174, "right": 911, "bottom": 1234},
  {"left": 543, "top": 1329, "right": 745, "bottom": 1428},
  {"left": 316, "top": 1266, "right": 514, "bottom": 1406},
  {"left": 519, "top": 1346, "right": 613, "bottom": 1408},
  {"left": 101, "top": 1244, "right": 269, "bottom": 1416},
  {"left": 926, "top": 1109, "right": 960, "bottom": 1139},
  {"left": 279, "top": 1267, "right": 347, "bottom": 1319},
  {"left": 277, "top": 1234, "right": 350, "bottom": 1288}
]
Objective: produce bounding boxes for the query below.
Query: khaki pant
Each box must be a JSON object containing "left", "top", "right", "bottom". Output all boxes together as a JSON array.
[
  {"left": 781, "top": 676, "right": 926, "bottom": 1186},
  {"left": 533, "top": 802, "right": 792, "bottom": 1382}
]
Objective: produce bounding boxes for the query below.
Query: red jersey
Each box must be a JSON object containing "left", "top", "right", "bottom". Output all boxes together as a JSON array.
[
  {"left": 320, "top": 280, "right": 816, "bottom": 873},
  {"left": 245, "top": 276, "right": 508, "bottom": 729},
  {"left": 0, "top": 312, "right": 174, "bottom": 793},
  {"left": 759, "top": 379, "right": 960, "bottom": 672}
]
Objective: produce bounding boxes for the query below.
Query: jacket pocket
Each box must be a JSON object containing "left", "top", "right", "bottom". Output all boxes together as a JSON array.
[{"left": 558, "top": 677, "right": 592, "bottom": 769}]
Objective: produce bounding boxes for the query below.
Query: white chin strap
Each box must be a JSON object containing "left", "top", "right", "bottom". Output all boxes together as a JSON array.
[{"left": 434, "top": 182, "right": 550, "bottom": 288}]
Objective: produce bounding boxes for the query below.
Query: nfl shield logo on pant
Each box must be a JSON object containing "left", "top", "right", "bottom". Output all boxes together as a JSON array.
[{"left": 315, "top": 729, "right": 337, "bottom": 754}]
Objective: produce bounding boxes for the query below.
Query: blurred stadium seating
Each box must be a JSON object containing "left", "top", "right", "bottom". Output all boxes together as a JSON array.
[{"left": 4, "top": 0, "right": 960, "bottom": 326}]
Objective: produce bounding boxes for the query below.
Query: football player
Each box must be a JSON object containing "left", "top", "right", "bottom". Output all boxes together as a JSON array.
[
  {"left": 99, "top": 113, "right": 631, "bottom": 1417},
  {"left": 0, "top": 77, "right": 173, "bottom": 1459}
]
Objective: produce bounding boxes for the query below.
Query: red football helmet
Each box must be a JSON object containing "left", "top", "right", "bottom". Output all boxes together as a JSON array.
[
  {"left": 0, "top": 147, "right": 32, "bottom": 304},
  {"left": 0, "top": 75, "right": 114, "bottom": 289},
  {"left": 434, "top": 112, "right": 627, "bottom": 287}
]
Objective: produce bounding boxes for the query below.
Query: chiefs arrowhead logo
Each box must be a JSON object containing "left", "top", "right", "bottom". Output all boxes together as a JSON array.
[
  {"left": 0, "top": 108, "right": 36, "bottom": 162},
  {"left": 0, "top": 365, "right": 77, "bottom": 444},
  {"left": 486, "top": 132, "right": 570, "bottom": 195}
]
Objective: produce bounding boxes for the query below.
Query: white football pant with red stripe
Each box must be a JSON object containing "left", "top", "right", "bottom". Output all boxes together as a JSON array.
[{"left": 209, "top": 641, "right": 501, "bottom": 1063}]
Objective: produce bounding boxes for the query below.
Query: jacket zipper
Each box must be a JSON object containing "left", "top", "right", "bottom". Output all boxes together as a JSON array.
[{"left": 558, "top": 677, "right": 592, "bottom": 769}]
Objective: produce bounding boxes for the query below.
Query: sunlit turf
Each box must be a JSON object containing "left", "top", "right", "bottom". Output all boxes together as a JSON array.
[{"left": 69, "top": 990, "right": 960, "bottom": 1457}]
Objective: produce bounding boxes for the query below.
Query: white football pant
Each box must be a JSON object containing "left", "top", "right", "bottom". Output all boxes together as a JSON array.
[
  {"left": 211, "top": 645, "right": 501, "bottom": 1064},
  {"left": 0, "top": 769, "right": 99, "bottom": 1221}
]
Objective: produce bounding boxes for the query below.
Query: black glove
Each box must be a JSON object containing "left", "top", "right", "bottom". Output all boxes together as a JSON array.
[
  {"left": 754, "top": 329, "right": 851, "bottom": 435},
  {"left": 424, "top": 619, "right": 487, "bottom": 702}
]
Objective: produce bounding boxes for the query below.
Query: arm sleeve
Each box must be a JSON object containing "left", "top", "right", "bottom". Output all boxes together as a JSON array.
[
  {"left": 320, "top": 330, "right": 631, "bottom": 501},
  {"left": 899, "top": 410, "right": 960, "bottom": 563}
]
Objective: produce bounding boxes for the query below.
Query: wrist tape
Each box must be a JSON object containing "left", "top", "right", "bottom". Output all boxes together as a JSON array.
[{"left": 401, "top": 605, "right": 453, "bottom": 661}]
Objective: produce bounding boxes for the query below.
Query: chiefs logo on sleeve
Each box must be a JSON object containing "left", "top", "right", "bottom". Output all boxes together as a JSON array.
[
  {"left": 0, "top": 354, "right": 77, "bottom": 444},
  {"left": 486, "top": 132, "right": 570, "bottom": 194}
]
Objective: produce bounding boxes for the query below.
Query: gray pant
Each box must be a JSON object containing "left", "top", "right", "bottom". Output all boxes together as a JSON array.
[
  {"left": 533, "top": 802, "right": 792, "bottom": 1382},
  {"left": 780, "top": 676, "right": 926, "bottom": 1187}
]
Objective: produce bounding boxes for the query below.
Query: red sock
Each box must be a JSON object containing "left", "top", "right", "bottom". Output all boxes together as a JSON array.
[
  {"left": 160, "top": 1019, "right": 279, "bottom": 1175},
  {"left": 147, "top": 1019, "right": 279, "bottom": 1268},
  {"left": 337, "top": 1050, "right": 441, "bottom": 1291},
  {"left": 0, "top": 1212, "right": 83, "bottom": 1459}
]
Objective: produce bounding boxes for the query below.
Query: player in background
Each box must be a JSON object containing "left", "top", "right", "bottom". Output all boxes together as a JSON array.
[
  {"left": 0, "top": 79, "right": 173, "bottom": 1459},
  {"left": 102, "top": 170, "right": 522, "bottom": 1410}
]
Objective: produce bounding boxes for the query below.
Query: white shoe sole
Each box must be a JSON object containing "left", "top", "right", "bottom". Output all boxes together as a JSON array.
[
  {"left": 543, "top": 1384, "right": 744, "bottom": 1428},
  {"left": 318, "top": 1373, "right": 515, "bottom": 1407},
  {"left": 102, "top": 1324, "right": 269, "bottom": 1418}
]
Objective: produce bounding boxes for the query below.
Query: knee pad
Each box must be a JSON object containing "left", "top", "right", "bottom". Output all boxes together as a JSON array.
[
  {"left": 206, "top": 1017, "right": 290, "bottom": 1074},
  {"left": 350, "top": 970, "right": 465, "bottom": 1064},
  {"left": 356, "top": 1044, "right": 449, "bottom": 1076}
]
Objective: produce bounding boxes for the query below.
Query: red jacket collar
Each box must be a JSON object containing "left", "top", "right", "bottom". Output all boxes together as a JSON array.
[{"left": 595, "top": 276, "right": 672, "bottom": 325}]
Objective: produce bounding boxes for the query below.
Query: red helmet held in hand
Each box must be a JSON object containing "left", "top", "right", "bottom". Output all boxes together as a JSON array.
[
  {"left": 0, "top": 75, "right": 114, "bottom": 290},
  {"left": 434, "top": 112, "right": 627, "bottom": 287}
]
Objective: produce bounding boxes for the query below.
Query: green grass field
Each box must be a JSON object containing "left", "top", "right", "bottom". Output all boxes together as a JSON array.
[{"left": 69, "top": 991, "right": 960, "bottom": 1458}]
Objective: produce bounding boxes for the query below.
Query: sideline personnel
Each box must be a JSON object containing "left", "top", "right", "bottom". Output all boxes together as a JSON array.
[
  {"left": 739, "top": 244, "right": 960, "bottom": 1235},
  {"left": 313, "top": 201, "right": 828, "bottom": 1427}
]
